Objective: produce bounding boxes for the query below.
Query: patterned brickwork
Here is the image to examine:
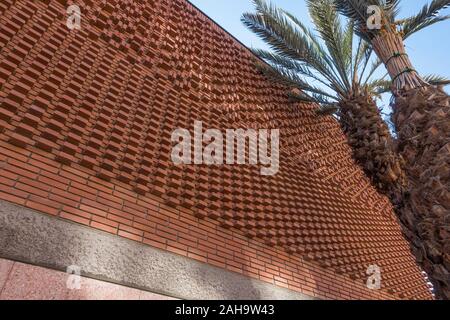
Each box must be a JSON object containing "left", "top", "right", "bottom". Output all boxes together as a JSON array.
[{"left": 0, "top": 0, "right": 431, "bottom": 299}]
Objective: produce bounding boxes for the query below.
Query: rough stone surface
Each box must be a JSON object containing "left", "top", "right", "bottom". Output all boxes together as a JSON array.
[
  {"left": 0, "top": 200, "right": 315, "bottom": 300},
  {"left": 0, "top": 258, "right": 176, "bottom": 300},
  {"left": 0, "top": 258, "right": 14, "bottom": 293}
]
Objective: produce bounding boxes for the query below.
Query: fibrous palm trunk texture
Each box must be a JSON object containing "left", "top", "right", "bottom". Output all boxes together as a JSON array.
[
  {"left": 338, "top": 92, "right": 406, "bottom": 205},
  {"left": 372, "top": 32, "right": 450, "bottom": 299}
]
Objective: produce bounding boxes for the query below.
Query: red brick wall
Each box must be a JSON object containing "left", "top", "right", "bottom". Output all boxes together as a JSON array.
[{"left": 0, "top": 0, "right": 431, "bottom": 299}]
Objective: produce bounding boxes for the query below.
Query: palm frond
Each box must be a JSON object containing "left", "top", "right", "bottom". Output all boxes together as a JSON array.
[
  {"left": 252, "top": 48, "right": 335, "bottom": 91},
  {"left": 281, "top": 10, "right": 328, "bottom": 60},
  {"left": 333, "top": 0, "right": 376, "bottom": 41},
  {"left": 288, "top": 91, "right": 336, "bottom": 107},
  {"left": 343, "top": 19, "right": 355, "bottom": 71},
  {"left": 362, "top": 57, "right": 383, "bottom": 85},
  {"left": 243, "top": 0, "right": 388, "bottom": 108},
  {"left": 367, "top": 78, "right": 391, "bottom": 96},
  {"left": 368, "top": 74, "right": 450, "bottom": 96},
  {"left": 352, "top": 37, "right": 375, "bottom": 86},
  {"left": 384, "top": 0, "right": 402, "bottom": 21},
  {"left": 255, "top": 62, "right": 338, "bottom": 101},
  {"left": 242, "top": 0, "right": 350, "bottom": 93},
  {"left": 316, "top": 104, "right": 339, "bottom": 115},
  {"left": 281, "top": 10, "right": 349, "bottom": 90},
  {"left": 306, "top": 0, "right": 353, "bottom": 90},
  {"left": 333, "top": 0, "right": 370, "bottom": 25},
  {"left": 423, "top": 74, "right": 450, "bottom": 86},
  {"left": 400, "top": 0, "right": 450, "bottom": 39},
  {"left": 241, "top": 0, "right": 345, "bottom": 92},
  {"left": 333, "top": 0, "right": 402, "bottom": 40}
]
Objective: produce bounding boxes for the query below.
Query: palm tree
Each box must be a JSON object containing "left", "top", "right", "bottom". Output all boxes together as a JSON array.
[
  {"left": 331, "top": 0, "right": 450, "bottom": 299},
  {"left": 243, "top": 0, "right": 450, "bottom": 299},
  {"left": 242, "top": 0, "right": 448, "bottom": 202},
  {"left": 242, "top": 0, "right": 407, "bottom": 201}
]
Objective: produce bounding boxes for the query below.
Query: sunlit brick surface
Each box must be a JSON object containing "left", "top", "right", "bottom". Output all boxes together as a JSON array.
[{"left": 0, "top": 0, "right": 431, "bottom": 299}]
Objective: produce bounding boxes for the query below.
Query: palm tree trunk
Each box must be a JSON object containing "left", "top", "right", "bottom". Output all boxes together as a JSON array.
[
  {"left": 372, "top": 32, "right": 427, "bottom": 91},
  {"left": 372, "top": 32, "right": 450, "bottom": 300},
  {"left": 338, "top": 92, "right": 406, "bottom": 205}
]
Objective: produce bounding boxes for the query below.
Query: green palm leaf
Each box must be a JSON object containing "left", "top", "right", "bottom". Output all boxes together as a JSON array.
[
  {"left": 369, "top": 74, "right": 450, "bottom": 95},
  {"left": 242, "top": 0, "right": 388, "bottom": 107},
  {"left": 400, "top": 0, "right": 450, "bottom": 39},
  {"left": 306, "top": 0, "right": 353, "bottom": 90},
  {"left": 242, "top": 0, "right": 348, "bottom": 96},
  {"left": 422, "top": 74, "right": 450, "bottom": 86}
]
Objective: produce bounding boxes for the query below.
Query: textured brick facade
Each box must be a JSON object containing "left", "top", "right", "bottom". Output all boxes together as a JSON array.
[{"left": 0, "top": 0, "right": 431, "bottom": 299}]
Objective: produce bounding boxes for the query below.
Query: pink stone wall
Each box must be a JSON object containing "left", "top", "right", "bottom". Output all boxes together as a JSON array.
[{"left": 0, "top": 258, "right": 176, "bottom": 300}]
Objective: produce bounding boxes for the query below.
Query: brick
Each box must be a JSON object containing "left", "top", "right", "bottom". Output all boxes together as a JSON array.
[
  {"left": 157, "top": 224, "right": 178, "bottom": 236},
  {"left": 178, "top": 235, "right": 197, "bottom": 248},
  {"left": 123, "top": 200, "right": 147, "bottom": 214},
  {"left": 112, "top": 190, "right": 136, "bottom": 203},
  {"left": 132, "top": 220, "right": 155, "bottom": 233},
  {"left": 0, "top": 176, "right": 15, "bottom": 186},
  {"left": 188, "top": 227, "right": 208, "bottom": 241},
  {"left": 0, "top": 169, "right": 19, "bottom": 181},
  {"left": 28, "top": 158, "right": 59, "bottom": 174},
  {"left": 137, "top": 199, "right": 159, "bottom": 212},
  {"left": 61, "top": 206, "right": 92, "bottom": 220},
  {"left": 207, "top": 253, "right": 226, "bottom": 264},
  {"left": 0, "top": 0, "right": 432, "bottom": 300},
  {"left": 226, "top": 259, "right": 243, "bottom": 270},
  {"left": 15, "top": 182, "right": 48, "bottom": 197},
  {"left": 226, "top": 265, "right": 243, "bottom": 274},
  {"left": 143, "top": 232, "right": 166, "bottom": 245},
  {"left": 119, "top": 224, "right": 143, "bottom": 236},
  {"left": 87, "top": 179, "right": 114, "bottom": 194},
  {"left": 80, "top": 204, "right": 108, "bottom": 217},
  {"left": 0, "top": 190, "right": 26, "bottom": 205},
  {"left": 81, "top": 198, "right": 109, "bottom": 212},
  {"left": 3, "top": 163, "right": 38, "bottom": 180},
  {"left": 60, "top": 211, "right": 90, "bottom": 226},
  {"left": 143, "top": 237, "right": 166, "bottom": 250},
  {"left": 274, "top": 280, "right": 289, "bottom": 289},
  {"left": 92, "top": 215, "right": 119, "bottom": 228},
  {"left": 122, "top": 205, "right": 147, "bottom": 218},
  {"left": 15, "top": 177, "right": 51, "bottom": 195},
  {"left": 50, "top": 187, "right": 81, "bottom": 203},
  {"left": 97, "top": 191, "right": 123, "bottom": 205},
  {"left": 156, "top": 229, "right": 177, "bottom": 242},
  {"left": 188, "top": 252, "right": 208, "bottom": 263},
  {"left": 38, "top": 175, "right": 68, "bottom": 191},
  {"left": 108, "top": 207, "right": 135, "bottom": 221},
  {"left": 26, "top": 200, "right": 59, "bottom": 216},
  {"left": 242, "top": 269, "right": 259, "bottom": 280},
  {"left": 118, "top": 230, "right": 143, "bottom": 242},
  {"left": 6, "top": 158, "right": 37, "bottom": 172},
  {"left": 166, "top": 245, "right": 188, "bottom": 257},
  {"left": 90, "top": 221, "right": 117, "bottom": 234},
  {"left": 68, "top": 186, "right": 97, "bottom": 201},
  {"left": 196, "top": 246, "right": 217, "bottom": 260},
  {"left": 208, "top": 259, "right": 226, "bottom": 269},
  {"left": 259, "top": 271, "right": 274, "bottom": 280},
  {"left": 28, "top": 195, "right": 61, "bottom": 209},
  {"left": 60, "top": 168, "right": 88, "bottom": 184}
]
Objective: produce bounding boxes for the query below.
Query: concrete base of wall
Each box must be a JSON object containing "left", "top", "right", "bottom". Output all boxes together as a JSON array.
[{"left": 0, "top": 200, "right": 316, "bottom": 300}]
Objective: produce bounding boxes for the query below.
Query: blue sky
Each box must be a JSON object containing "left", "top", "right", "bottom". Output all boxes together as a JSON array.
[{"left": 189, "top": 0, "right": 450, "bottom": 108}]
